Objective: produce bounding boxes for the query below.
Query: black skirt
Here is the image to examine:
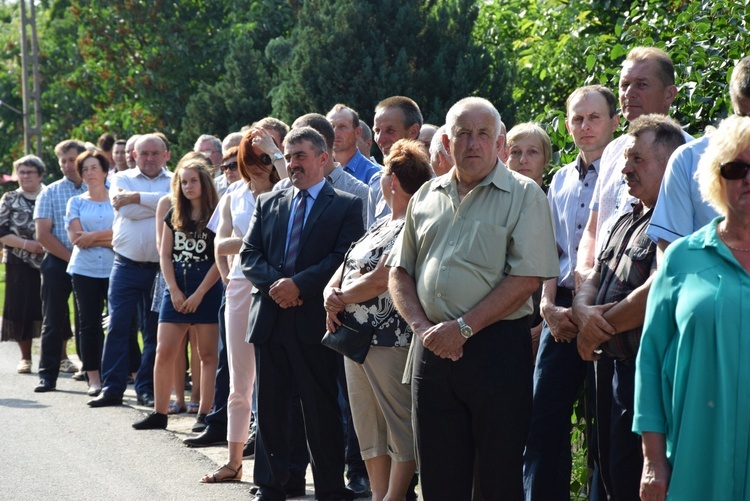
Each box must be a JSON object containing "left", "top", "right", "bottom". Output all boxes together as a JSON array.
[{"left": 1, "top": 261, "right": 42, "bottom": 342}]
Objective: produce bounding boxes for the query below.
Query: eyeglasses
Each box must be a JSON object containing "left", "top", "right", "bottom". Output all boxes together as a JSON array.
[
  {"left": 720, "top": 161, "right": 750, "bottom": 180},
  {"left": 221, "top": 161, "right": 238, "bottom": 172}
]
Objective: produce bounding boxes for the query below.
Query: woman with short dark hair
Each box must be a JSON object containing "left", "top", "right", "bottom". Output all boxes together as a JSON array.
[{"left": 0, "top": 155, "right": 46, "bottom": 374}]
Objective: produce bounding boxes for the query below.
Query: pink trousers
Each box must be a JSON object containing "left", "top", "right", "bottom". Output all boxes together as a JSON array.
[{"left": 225, "top": 278, "right": 255, "bottom": 443}]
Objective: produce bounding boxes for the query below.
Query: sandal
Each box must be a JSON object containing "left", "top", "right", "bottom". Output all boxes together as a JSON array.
[
  {"left": 200, "top": 463, "right": 242, "bottom": 483},
  {"left": 168, "top": 402, "right": 187, "bottom": 414},
  {"left": 187, "top": 402, "right": 199, "bottom": 414}
]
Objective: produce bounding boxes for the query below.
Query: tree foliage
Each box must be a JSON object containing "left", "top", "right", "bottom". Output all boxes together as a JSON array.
[{"left": 0, "top": 0, "right": 748, "bottom": 188}]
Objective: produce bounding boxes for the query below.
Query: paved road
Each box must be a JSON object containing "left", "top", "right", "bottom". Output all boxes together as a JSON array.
[{"left": 0, "top": 340, "right": 322, "bottom": 501}]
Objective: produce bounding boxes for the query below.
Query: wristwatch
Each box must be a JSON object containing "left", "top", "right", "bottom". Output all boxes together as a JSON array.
[
  {"left": 272, "top": 152, "right": 285, "bottom": 163},
  {"left": 457, "top": 316, "right": 473, "bottom": 339}
]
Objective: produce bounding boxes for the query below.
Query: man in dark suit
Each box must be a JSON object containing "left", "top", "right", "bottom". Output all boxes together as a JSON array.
[{"left": 241, "top": 126, "right": 364, "bottom": 501}]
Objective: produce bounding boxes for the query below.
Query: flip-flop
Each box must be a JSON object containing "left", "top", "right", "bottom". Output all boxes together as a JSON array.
[
  {"left": 168, "top": 402, "right": 187, "bottom": 414},
  {"left": 200, "top": 463, "right": 242, "bottom": 483},
  {"left": 187, "top": 402, "right": 199, "bottom": 414}
]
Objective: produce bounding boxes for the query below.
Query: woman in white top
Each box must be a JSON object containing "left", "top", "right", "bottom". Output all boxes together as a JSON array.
[{"left": 200, "top": 129, "right": 281, "bottom": 483}]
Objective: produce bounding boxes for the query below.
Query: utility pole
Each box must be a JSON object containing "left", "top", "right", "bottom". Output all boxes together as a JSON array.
[{"left": 19, "top": 0, "right": 43, "bottom": 157}]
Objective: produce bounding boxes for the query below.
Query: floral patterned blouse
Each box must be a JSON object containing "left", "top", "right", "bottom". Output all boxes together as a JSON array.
[
  {"left": 0, "top": 190, "right": 43, "bottom": 269},
  {"left": 341, "top": 218, "right": 412, "bottom": 348}
]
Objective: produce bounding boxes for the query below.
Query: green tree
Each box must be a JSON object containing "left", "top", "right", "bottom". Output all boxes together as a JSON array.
[{"left": 269, "top": 0, "right": 515, "bottom": 129}]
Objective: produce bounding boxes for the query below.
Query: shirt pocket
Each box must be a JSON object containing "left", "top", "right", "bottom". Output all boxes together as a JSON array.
[{"left": 462, "top": 221, "right": 508, "bottom": 270}]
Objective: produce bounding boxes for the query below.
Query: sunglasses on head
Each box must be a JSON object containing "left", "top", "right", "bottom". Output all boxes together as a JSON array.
[
  {"left": 221, "top": 161, "right": 238, "bottom": 172},
  {"left": 720, "top": 161, "right": 750, "bottom": 180}
]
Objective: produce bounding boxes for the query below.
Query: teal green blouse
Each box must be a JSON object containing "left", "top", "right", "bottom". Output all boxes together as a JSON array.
[{"left": 634, "top": 217, "right": 750, "bottom": 500}]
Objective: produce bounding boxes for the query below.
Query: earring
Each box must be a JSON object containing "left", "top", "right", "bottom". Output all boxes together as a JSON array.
[{"left": 391, "top": 189, "right": 396, "bottom": 195}]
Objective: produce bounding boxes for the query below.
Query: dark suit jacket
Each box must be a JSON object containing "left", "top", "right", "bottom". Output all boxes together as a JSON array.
[{"left": 240, "top": 181, "right": 364, "bottom": 344}]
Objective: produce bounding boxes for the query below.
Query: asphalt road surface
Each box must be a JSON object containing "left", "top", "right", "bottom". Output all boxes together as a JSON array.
[{"left": 0, "top": 339, "right": 322, "bottom": 501}]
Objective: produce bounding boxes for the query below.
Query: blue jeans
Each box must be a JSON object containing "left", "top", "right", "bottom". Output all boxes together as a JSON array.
[
  {"left": 100, "top": 256, "right": 158, "bottom": 398},
  {"left": 523, "top": 315, "right": 588, "bottom": 500}
]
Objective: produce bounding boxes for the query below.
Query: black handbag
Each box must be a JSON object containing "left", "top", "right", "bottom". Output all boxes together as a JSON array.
[
  {"left": 321, "top": 244, "right": 382, "bottom": 364},
  {"left": 321, "top": 312, "right": 376, "bottom": 364}
]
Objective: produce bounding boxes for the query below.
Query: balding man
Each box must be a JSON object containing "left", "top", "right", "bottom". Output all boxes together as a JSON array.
[
  {"left": 89, "top": 134, "right": 172, "bottom": 407},
  {"left": 387, "top": 97, "right": 558, "bottom": 499}
]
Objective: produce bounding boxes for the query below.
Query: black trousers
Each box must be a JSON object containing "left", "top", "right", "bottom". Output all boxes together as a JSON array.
[
  {"left": 413, "top": 316, "right": 533, "bottom": 500},
  {"left": 253, "top": 314, "right": 349, "bottom": 501},
  {"left": 38, "top": 254, "right": 77, "bottom": 382},
  {"left": 71, "top": 274, "right": 108, "bottom": 372}
]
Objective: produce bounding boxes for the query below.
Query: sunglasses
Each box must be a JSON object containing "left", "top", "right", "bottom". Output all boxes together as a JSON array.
[
  {"left": 221, "top": 161, "right": 238, "bottom": 172},
  {"left": 720, "top": 161, "right": 750, "bottom": 180}
]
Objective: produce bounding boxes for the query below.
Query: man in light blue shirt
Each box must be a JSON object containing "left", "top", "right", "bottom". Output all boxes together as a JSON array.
[
  {"left": 33, "top": 139, "right": 87, "bottom": 393},
  {"left": 327, "top": 104, "right": 381, "bottom": 185},
  {"left": 523, "top": 86, "right": 620, "bottom": 500}
]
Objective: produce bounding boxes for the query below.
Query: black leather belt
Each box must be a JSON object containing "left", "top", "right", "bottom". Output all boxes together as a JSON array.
[{"left": 115, "top": 253, "right": 160, "bottom": 269}]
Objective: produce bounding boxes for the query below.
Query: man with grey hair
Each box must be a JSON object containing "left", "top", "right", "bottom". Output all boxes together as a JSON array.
[
  {"left": 418, "top": 123, "right": 438, "bottom": 152},
  {"left": 498, "top": 120, "right": 509, "bottom": 163},
  {"left": 572, "top": 114, "right": 685, "bottom": 500},
  {"left": 194, "top": 134, "right": 223, "bottom": 171},
  {"left": 89, "top": 134, "right": 172, "bottom": 408},
  {"left": 33, "top": 139, "right": 87, "bottom": 392},
  {"left": 387, "top": 97, "right": 558, "bottom": 499},
  {"left": 429, "top": 124, "right": 453, "bottom": 176},
  {"left": 240, "top": 126, "right": 364, "bottom": 500},
  {"left": 222, "top": 132, "right": 244, "bottom": 154}
]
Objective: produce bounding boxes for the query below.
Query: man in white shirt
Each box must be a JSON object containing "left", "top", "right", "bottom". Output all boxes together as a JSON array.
[{"left": 89, "top": 134, "right": 172, "bottom": 407}]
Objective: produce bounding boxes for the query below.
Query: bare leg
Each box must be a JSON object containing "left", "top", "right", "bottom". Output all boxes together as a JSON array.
[
  {"left": 188, "top": 327, "right": 201, "bottom": 407},
  {"left": 61, "top": 339, "right": 70, "bottom": 361},
  {"left": 365, "top": 455, "right": 392, "bottom": 501},
  {"left": 153, "top": 322, "right": 189, "bottom": 414},
  {"left": 384, "top": 460, "right": 417, "bottom": 501},
  {"left": 194, "top": 323, "right": 218, "bottom": 415},
  {"left": 87, "top": 370, "right": 101, "bottom": 390},
  {"left": 172, "top": 333, "right": 187, "bottom": 408},
  {"left": 18, "top": 339, "right": 32, "bottom": 360}
]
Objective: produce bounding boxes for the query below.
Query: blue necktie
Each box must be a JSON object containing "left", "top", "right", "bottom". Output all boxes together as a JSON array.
[{"left": 283, "top": 190, "right": 308, "bottom": 276}]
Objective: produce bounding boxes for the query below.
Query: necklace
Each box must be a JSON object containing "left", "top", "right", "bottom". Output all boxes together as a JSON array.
[{"left": 719, "top": 227, "right": 750, "bottom": 252}]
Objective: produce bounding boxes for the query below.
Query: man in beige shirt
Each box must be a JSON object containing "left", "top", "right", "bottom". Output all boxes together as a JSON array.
[{"left": 387, "top": 97, "right": 558, "bottom": 500}]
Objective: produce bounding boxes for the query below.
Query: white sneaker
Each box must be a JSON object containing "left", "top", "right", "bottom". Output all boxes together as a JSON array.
[
  {"left": 17, "top": 359, "right": 31, "bottom": 374},
  {"left": 59, "top": 359, "right": 79, "bottom": 373}
]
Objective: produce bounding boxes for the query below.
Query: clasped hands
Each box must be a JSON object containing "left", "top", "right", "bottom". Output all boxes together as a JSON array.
[
  {"left": 269, "top": 278, "right": 303, "bottom": 309},
  {"left": 71, "top": 231, "right": 97, "bottom": 249},
  {"left": 572, "top": 302, "right": 617, "bottom": 361},
  {"left": 417, "top": 320, "right": 465, "bottom": 362}
]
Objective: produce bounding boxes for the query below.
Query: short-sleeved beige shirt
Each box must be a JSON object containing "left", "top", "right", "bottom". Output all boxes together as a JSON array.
[{"left": 386, "top": 161, "right": 559, "bottom": 323}]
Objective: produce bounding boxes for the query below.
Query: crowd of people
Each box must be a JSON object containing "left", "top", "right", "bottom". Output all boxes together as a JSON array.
[{"left": 2, "top": 45, "right": 750, "bottom": 501}]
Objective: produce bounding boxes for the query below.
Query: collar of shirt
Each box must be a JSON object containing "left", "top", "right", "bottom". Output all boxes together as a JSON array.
[
  {"left": 61, "top": 176, "right": 85, "bottom": 191},
  {"left": 132, "top": 166, "right": 170, "bottom": 180},
  {"left": 577, "top": 155, "right": 600, "bottom": 179},
  {"left": 343, "top": 150, "right": 367, "bottom": 174},
  {"left": 433, "top": 160, "right": 509, "bottom": 195},
  {"left": 327, "top": 165, "right": 344, "bottom": 184},
  {"left": 293, "top": 178, "right": 326, "bottom": 201}
]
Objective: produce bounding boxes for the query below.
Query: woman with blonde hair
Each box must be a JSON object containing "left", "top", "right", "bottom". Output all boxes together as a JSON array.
[{"left": 635, "top": 115, "right": 750, "bottom": 500}]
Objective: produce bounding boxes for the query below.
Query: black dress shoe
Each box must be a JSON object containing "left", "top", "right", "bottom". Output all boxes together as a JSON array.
[
  {"left": 34, "top": 379, "right": 56, "bottom": 393},
  {"left": 136, "top": 393, "right": 155, "bottom": 406},
  {"left": 242, "top": 430, "right": 256, "bottom": 458},
  {"left": 346, "top": 474, "right": 371, "bottom": 498},
  {"left": 192, "top": 413, "right": 208, "bottom": 433},
  {"left": 87, "top": 392, "right": 123, "bottom": 407},
  {"left": 183, "top": 428, "right": 227, "bottom": 448},
  {"left": 132, "top": 411, "right": 168, "bottom": 430}
]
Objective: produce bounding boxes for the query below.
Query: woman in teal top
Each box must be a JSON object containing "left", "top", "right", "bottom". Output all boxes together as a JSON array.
[{"left": 634, "top": 115, "right": 750, "bottom": 500}]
